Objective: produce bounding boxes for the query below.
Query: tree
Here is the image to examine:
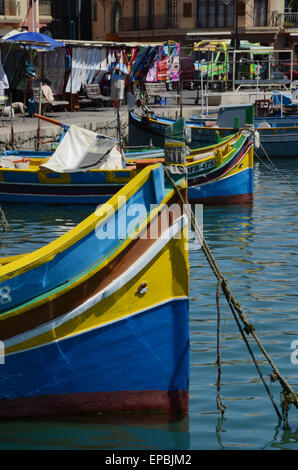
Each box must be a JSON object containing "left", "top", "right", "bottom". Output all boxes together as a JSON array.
[{"left": 289, "top": 0, "right": 298, "bottom": 9}]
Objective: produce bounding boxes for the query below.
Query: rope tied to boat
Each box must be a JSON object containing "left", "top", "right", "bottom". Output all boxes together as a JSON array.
[
  {"left": 163, "top": 164, "right": 298, "bottom": 425},
  {"left": 216, "top": 278, "right": 226, "bottom": 416},
  {"left": 244, "top": 124, "right": 298, "bottom": 196},
  {"left": 0, "top": 206, "right": 11, "bottom": 232}
]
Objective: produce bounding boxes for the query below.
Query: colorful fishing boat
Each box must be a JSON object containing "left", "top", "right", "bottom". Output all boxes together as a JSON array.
[
  {"left": 0, "top": 114, "right": 254, "bottom": 205},
  {"left": 254, "top": 116, "right": 298, "bottom": 158},
  {"left": 178, "top": 130, "right": 254, "bottom": 204},
  {"left": 190, "top": 98, "right": 298, "bottom": 158},
  {"left": 189, "top": 113, "right": 298, "bottom": 158},
  {"left": 0, "top": 163, "right": 190, "bottom": 417},
  {"left": 128, "top": 117, "right": 254, "bottom": 204},
  {"left": 128, "top": 109, "right": 234, "bottom": 149}
]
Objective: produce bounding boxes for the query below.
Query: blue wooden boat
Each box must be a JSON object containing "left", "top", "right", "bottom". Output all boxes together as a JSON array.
[
  {"left": 254, "top": 115, "right": 298, "bottom": 157},
  {"left": 0, "top": 163, "right": 190, "bottom": 417},
  {"left": 0, "top": 115, "right": 254, "bottom": 205},
  {"left": 189, "top": 97, "right": 298, "bottom": 158},
  {"left": 128, "top": 109, "right": 234, "bottom": 149},
  {"left": 190, "top": 114, "right": 298, "bottom": 158}
]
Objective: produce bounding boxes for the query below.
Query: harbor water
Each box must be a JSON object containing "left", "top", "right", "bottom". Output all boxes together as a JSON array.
[{"left": 0, "top": 158, "right": 297, "bottom": 450}]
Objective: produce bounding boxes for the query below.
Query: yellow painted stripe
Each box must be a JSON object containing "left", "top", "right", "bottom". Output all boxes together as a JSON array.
[
  {"left": 6, "top": 229, "right": 189, "bottom": 354},
  {"left": 0, "top": 179, "right": 187, "bottom": 322},
  {"left": 219, "top": 144, "right": 253, "bottom": 178},
  {"left": 189, "top": 134, "right": 239, "bottom": 158},
  {"left": 0, "top": 164, "right": 160, "bottom": 281},
  {"left": 196, "top": 144, "right": 253, "bottom": 183}
]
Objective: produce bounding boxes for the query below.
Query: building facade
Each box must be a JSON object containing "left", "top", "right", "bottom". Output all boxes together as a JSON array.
[
  {"left": 92, "top": 0, "right": 298, "bottom": 55},
  {"left": 47, "top": 0, "right": 91, "bottom": 40},
  {"left": 0, "top": 0, "right": 52, "bottom": 36},
  {"left": 0, "top": 1, "right": 92, "bottom": 41}
]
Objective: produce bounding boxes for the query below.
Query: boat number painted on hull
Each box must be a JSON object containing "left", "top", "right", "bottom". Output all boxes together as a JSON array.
[
  {"left": 0, "top": 286, "right": 12, "bottom": 304},
  {"left": 188, "top": 159, "right": 215, "bottom": 175}
]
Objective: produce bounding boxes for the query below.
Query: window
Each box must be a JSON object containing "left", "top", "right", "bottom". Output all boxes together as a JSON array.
[
  {"left": 183, "top": 2, "right": 192, "bottom": 18},
  {"left": 134, "top": 0, "right": 139, "bottom": 30},
  {"left": 168, "top": 0, "right": 177, "bottom": 28},
  {"left": 0, "top": 0, "right": 4, "bottom": 15},
  {"left": 196, "top": 0, "right": 234, "bottom": 28},
  {"left": 148, "top": 0, "right": 154, "bottom": 28},
  {"left": 218, "top": 52, "right": 226, "bottom": 63},
  {"left": 112, "top": 1, "right": 123, "bottom": 33},
  {"left": 254, "top": 0, "right": 268, "bottom": 27},
  {"left": 93, "top": 1, "right": 97, "bottom": 21}
]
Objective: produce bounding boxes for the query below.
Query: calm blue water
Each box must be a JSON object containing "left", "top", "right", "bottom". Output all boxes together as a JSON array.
[{"left": 0, "top": 158, "right": 297, "bottom": 450}]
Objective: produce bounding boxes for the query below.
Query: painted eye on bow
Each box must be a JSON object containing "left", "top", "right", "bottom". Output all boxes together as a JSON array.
[{"left": 136, "top": 282, "right": 148, "bottom": 296}]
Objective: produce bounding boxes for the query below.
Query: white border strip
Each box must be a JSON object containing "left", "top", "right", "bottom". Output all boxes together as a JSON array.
[
  {"left": 5, "top": 296, "right": 188, "bottom": 357},
  {"left": 5, "top": 215, "right": 187, "bottom": 351}
]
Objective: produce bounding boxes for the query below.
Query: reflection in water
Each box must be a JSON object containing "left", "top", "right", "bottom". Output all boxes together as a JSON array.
[
  {"left": 0, "top": 414, "right": 190, "bottom": 450},
  {"left": 215, "top": 417, "right": 227, "bottom": 451},
  {"left": 0, "top": 204, "right": 95, "bottom": 256},
  {"left": 263, "top": 422, "right": 298, "bottom": 450},
  {"left": 189, "top": 157, "right": 298, "bottom": 449},
  {"left": 216, "top": 418, "right": 298, "bottom": 451},
  {"left": 0, "top": 157, "right": 297, "bottom": 449}
]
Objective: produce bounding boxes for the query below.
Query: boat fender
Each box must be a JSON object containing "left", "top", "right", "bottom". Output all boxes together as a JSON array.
[
  {"left": 205, "top": 121, "right": 217, "bottom": 127},
  {"left": 136, "top": 282, "right": 148, "bottom": 296},
  {"left": 12, "top": 158, "right": 31, "bottom": 164},
  {"left": 254, "top": 130, "right": 260, "bottom": 149},
  {"left": 258, "top": 121, "right": 271, "bottom": 129},
  {"left": 184, "top": 127, "right": 192, "bottom": 145}
]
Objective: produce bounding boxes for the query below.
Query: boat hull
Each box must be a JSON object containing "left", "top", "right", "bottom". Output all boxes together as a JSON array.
[
  {"left": 0, "top": 123, "right": 253, "bottom": 206},
  {"left": 128, "top": 111, "right": 232, "bottom": 149},
  {"left": 187, "top": 136, "right": 254, "bottom": 205},
  {"left": 256, "top": 127, "right": 298, "bottom": 158},
  {"left": 0, "top": 165, "right": 190, "bottom": 417},
  {"left": 0, "top": 298, "right": 189, "bottom": 417}
]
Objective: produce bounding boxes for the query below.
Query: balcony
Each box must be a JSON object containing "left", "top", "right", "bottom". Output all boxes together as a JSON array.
[
  {"left": 1, "top": 0, "right": 17, "bottom": 16},
  {"left": 273, "top": 12, "right": 298, "bottom": 29},
  {"left": 244, "top": 10, "right": 282, "bottom": 32},
  {"left": 122, "top": 14, "right": 177, "bottom": 31},
  {"left": 39, "top": 0, "right": 52, "bottom": 18},
  {"left": 0, "top": 0, "right": 24, "bottom": 20}
]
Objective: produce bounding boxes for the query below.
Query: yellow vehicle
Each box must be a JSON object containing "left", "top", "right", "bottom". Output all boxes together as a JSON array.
[
  {"left": 192, "top": 40, "right": 228, "bottom": 82},
  {"left": 192, "top": 40, "right": 274, "bottom": 90}
]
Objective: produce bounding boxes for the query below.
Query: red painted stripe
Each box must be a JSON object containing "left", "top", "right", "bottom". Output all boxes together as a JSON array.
[
  {"left": 0, "top": 390, "right": 189, "bottom": 418},
  {"left": 190, "top": 193, "right": 254, "bottom": 205}
]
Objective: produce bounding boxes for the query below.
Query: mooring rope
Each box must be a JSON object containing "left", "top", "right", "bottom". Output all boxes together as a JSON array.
[
  {"left": 255, "top": 135, "right": 298, "bottom": 196},
  {"left": 254, "top": 150, "right": 273, "bottom": 171},
  {"left": 101, "top": 109, "right": 128, "bottom": 130},
  {"left": 164, "top": 164, "right": 298, "bottom": 424},
  {"left": 216, "top": 279, "right": 226, "bottom": 416},
  {"left": 0, "top": 206, "right": 11, "bottom": 232}
]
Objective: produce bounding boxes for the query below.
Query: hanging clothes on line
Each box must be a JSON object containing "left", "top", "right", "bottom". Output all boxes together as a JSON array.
[
  {"left": 0, "top": 50, "right": 9, "bottom": 94},
  {"left": 131, "top": 47, "right": 157, "bottom": 83},
  {"left": 65, "top": 47, "right": 84, "bottom": 93},
  {"left": 146, "top": 43, "right": 180, "bottom": 82},
  {"left": 40, "top": 47, "right": 65, "bottom": 95},
  {"left": 65, "top": 46, "right": 108, "bottom": 93},
  {"left": 170, "top": 43, "right": 180, "bottom": 82}
]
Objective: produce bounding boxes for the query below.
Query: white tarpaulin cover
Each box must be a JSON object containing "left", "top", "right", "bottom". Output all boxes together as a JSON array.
[{"left": 41, "top": 125, "right": 123, "bottom": 173}]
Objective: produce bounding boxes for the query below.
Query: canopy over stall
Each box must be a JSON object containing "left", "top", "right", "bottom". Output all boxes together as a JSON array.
[{"left": 2, "top": 31, "right": 65, "bottom": 51}]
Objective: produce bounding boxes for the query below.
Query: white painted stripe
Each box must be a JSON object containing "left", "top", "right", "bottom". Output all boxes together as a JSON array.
[
  {"left": 0, "top": 193, "right": 113, "bottom": 199},
  {"left": 5, "top": 296, "right": 188, "bottom": 357},
  {"left": 0, "top": 181, "right": 124, "bottom": 187},
  {"left": 188, "top": 143, "right": 252, "bottom": 187},
  {"left": 5, "top": 215, "right": 187, "bottom": 350}
]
